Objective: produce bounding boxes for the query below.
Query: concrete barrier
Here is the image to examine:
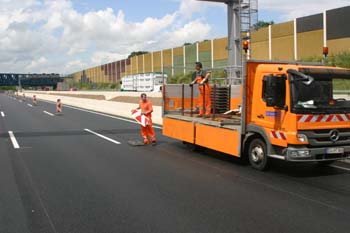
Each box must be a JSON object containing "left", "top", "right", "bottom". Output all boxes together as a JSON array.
[
  {"left": 23, "top": 91, "right": 163, "bottom": 125},
  {"left": 28, "top": 90, "right": 162, "bottom": 101}
]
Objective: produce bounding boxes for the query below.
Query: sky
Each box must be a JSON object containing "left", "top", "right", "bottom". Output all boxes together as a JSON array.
[{"left": 0, "top": 0, "right": 349, "bottom": 74}]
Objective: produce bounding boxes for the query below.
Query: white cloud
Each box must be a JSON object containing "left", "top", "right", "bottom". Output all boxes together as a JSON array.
[
  {"left": 26, "top": 56, "right": 47, "bottom": 71},
  {"left": 260, "top": 0, "right": 350, "bottom": 20},
  {"left": 90, "top": 51, "right": 128, "bottom": 66},
  {"left": 160, "top": 20, "right": 211, "bottom": 48},
  {"left": 0, "top": 0, "right": 348, "bottom": 75},
  {"left": 0, "top": 0, "right": 213, "bottom": 74},
  {"left": 178, "top": 0, "right": 227, "bottom": 19},
  {"left": 179, "top": 0, "right": 205, "bottom": 18},
  {"left": 65, "top": 59, "right": 87, "bottom": 72}
]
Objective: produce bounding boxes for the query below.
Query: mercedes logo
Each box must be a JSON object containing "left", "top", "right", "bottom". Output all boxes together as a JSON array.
[{"left": 329, "top": 129, "right": 340, "bottom": 142}]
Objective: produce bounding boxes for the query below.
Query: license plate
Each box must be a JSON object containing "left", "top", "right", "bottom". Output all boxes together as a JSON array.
[{"left": 326, "top": 147, "right": 344, "bottom": 154}]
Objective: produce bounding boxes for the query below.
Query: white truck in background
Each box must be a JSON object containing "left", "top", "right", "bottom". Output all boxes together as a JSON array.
[{"left": 121, "top": 73, "right": 167, "bottom": 92}]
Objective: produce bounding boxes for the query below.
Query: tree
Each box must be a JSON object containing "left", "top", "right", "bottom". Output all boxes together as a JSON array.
[
  {"left": 128, "top": 51, "right": 149, "bottom": 59},
  {"left": 254, "top": 20, "right": 274, "bottom": 30}
]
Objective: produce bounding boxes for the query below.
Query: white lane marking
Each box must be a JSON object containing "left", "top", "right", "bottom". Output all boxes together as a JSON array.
[
  {"left": 43, "top": 111, "right": 54, "bottom": 116},
  {"left": 8, "top": 131, "right": 20, "bottom": 149},
  {"left": 39, "top": 99, "right": 162, "bottom": 129},
  {"left": 330, "top": 165, "right": 350, "bottom": 172},
  {"left": 1, "top": 111, "right": 4, "bottom": 117},
  {"left": 28, "top": 104, "right": 33, "bottom": 107},
  {"left": 84, "top": 128, "right": 121, "bottom": 145}
]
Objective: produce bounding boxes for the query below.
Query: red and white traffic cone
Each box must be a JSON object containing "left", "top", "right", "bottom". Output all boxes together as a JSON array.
[
  {"left": 56, "top": 99, "right": 62, "bottom": 115},
  {"left": 33, "top": 95, "right": 37, "bottom": 106}
]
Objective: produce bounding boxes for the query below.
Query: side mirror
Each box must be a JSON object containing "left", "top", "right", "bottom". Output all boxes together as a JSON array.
[
  {"left": 263, "top": 75, "right": 277, "bottom": 107},
  {"left": 302, "top": 76, "right": 314, "bottom": 85},
  {"left": 119, "top": 81, "right": 122, "bottom": 85},
  {"left": 287, "top": 69, "right": 314, "bottom": 85},
  {"left": 263, "top": 74, "right": 286, "bottom": 109}
]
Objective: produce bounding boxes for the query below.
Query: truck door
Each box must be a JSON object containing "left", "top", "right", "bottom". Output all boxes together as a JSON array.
[{"left": 252, "top": 73, "right": 288, "bottom": 140}]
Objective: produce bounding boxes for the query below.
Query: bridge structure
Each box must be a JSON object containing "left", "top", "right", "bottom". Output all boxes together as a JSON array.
[{"left": 0, "top": 73, "right": 63, "bottom": 87}]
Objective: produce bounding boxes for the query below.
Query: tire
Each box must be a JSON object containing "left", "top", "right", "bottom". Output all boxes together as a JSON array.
[
  {"left": 248, "top": 138, "right": 269, "bottom": 171},
  {"left": 317, "top": 160, "right": 335, "bottom": 166}
]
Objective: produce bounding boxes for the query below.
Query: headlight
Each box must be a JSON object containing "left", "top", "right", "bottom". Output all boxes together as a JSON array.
[
  {"left": 288, "top": 150, "right": 311, "bottom": 158},
  {"left": 297, "top": 134, "right": 308, "bottom": 143}
]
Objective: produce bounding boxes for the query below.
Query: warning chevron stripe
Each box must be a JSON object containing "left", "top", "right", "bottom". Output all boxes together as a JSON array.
[
  {"left": 270, "top": 131, "right": 287, "bottom": 140},
  {"left": 297, "top": 114, "right": 350, "bottom": 123}
]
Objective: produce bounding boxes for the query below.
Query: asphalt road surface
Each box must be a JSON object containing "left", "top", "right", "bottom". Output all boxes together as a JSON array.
[{"left": 1, "top": 93, "right": 350, "bottom": 233}]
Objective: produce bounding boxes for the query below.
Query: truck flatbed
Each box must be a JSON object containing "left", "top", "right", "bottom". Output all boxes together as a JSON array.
[{"left": 164, "top": 114, "right": 241, "bottom": 131}]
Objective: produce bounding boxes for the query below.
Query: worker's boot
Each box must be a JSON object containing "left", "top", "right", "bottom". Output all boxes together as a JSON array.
[
  {"left": 143, "top": 138, "right": 150, "bottom": 145},
  {"left": 151, "top": 138, "right": 157, "bottom": 146}
]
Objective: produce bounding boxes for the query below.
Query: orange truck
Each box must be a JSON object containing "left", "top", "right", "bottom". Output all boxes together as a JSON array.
[{"left": 162, "top": 61, "right": 350, "bottom": 170}]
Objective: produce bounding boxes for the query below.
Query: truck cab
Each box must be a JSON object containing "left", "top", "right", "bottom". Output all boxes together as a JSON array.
[
  {"left": 247, "top": 62, "right": 350, "bottom": 168},
  {"left": 162, "top": 61, "right": 350, "bottom": 170}
]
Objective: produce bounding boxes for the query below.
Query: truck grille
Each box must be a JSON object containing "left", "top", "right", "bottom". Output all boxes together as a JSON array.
[{"left": 299, "top": 129, "right": 350, "bottom": 147}]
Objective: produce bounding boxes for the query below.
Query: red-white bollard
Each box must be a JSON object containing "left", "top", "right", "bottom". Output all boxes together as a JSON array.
[
  {"left": 56, "top": 99, "right": 62, "bottom": 114},
  {"left": 33, "top": 95, "right": 37, "bottom": 106}
]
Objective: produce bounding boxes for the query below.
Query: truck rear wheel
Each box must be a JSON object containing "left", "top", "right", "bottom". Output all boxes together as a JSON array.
[
  {"left": 183, "top": 141, "right": 204, "bottom": 152},
  {"left": 248, "top": 138, "right": 269, "bottom": 171}
]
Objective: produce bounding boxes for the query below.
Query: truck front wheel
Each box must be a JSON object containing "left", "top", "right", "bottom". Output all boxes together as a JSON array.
[{"left": 248, "top": 138, "right": 269, "bottom": 171}]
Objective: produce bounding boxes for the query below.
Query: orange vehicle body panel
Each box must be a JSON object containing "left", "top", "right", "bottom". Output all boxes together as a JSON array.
[
  {"left": 164, "top": 97, "right": 199, "bottom": 111},
  {"left": 195, "top": 124, "right": 240, "bottom": 156},
  {"left": 163, "top": 118, "right": 195, "bottom": 143},
  {"left": 230, "top": 85, "right": 243, "bottom": 110},
  {"left": 230, "top": 98, "right": 241, "bottom": 110}
]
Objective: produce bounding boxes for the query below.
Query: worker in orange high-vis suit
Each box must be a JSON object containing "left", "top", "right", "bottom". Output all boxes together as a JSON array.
[
  {"left": 190, "top": 62, "right": 212, "bottom": 117},
  {"left": 137, "top": 93, "right": 156, "bottom": 145}
]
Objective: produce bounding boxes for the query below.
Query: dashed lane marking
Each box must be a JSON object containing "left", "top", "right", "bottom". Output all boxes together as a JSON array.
[
  {"left": 43, "top": 111, "right": 54, "bottom": 116},
  {"left": 84, "top": 128, "right": 121, "bottom": 145},
  {"left": 8, "top": 131, "right": 20, "bottom": 149}
]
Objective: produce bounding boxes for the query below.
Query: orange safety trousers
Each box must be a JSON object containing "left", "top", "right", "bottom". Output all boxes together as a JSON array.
[
  {"left": 197, "top": 76, "right": 211, "bottom": 115},
  {"left": 141, "top": 116, "right": 156, "bottom": 143},
  {"left": 139, "top": 100, "right": 156, "bottom": 143}
]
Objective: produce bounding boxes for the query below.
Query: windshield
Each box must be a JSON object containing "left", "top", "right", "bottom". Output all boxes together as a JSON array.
[{"left": 290, "top": 70, "right": 350, "bottom": 114}]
